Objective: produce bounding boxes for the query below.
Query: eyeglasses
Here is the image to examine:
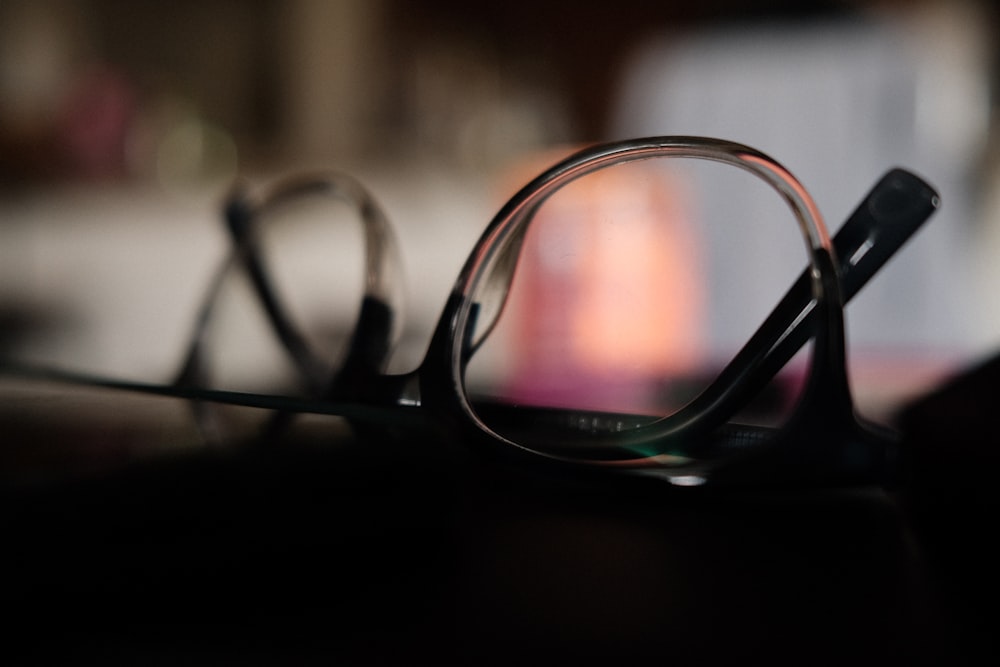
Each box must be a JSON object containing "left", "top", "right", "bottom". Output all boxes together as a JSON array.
[{"left": 1, "top": 137, "right": 939, "bottom": 488}]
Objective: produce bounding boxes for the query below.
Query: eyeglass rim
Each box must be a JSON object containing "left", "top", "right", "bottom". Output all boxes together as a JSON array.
[{"left": 429, "top": 136, "right": 839, "bottom": 468}]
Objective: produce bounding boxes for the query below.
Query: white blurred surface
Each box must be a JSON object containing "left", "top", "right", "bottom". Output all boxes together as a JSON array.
[
  {"left": 0, "top": 162, "right": 498, "bottom": 380},
  {"left": 609, "top": 4, "right": 998, "bottom": 366}
]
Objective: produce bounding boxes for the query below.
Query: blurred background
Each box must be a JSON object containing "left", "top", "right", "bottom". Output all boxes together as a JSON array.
[{"left": 1, "top": 0, "right": 998, "bottom": 420}]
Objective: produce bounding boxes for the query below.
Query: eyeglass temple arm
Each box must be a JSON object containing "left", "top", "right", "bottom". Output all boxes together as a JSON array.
[
  {"left": 675, "top": 168, "right": 940, "bottom": 435},
  {"left": 234, "top": 193, "right": 333, "bottom": 391},
  {"left": 177, "top": 176, "right": 403, "bottom": 398},
  {"left": 174, "top": 189, "right": 331, "bottom": 396}
]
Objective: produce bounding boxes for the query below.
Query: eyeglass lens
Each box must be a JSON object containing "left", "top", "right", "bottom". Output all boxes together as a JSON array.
[{"left": 463, "top": 155, "right": 815, "bottom": 452}]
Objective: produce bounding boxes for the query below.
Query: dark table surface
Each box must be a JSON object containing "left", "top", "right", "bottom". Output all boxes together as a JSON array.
[{"left": 0, "top": 366, "right": 997, "bottom": 666}]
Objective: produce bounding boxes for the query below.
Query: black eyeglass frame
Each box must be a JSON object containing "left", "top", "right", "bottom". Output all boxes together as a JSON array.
[
  {"left": 419, "top": 137, "right": 936, "bottom": 486},
  {"left": 1, "top": 137, "right": 940, "bottom": 489}
]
